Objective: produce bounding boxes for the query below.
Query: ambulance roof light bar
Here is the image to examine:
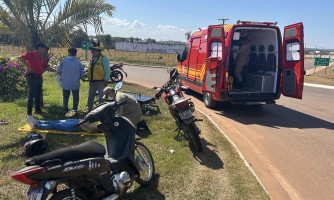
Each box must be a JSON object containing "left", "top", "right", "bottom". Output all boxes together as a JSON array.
[{"left": 236, "top": 20, "right": 277, "bottom": 26}]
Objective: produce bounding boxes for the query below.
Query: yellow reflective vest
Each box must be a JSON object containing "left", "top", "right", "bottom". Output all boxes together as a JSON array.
[{"left": 88, "top": 54, "right": 106, "bottom": 81}]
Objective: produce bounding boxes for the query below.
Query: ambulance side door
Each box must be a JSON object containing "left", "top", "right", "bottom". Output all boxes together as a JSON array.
[
  {"left": 280, "top": 22, "right": 304, "bottom": 99},
  {"left": 187, "top": 38, "right": 201, "bottom": 80}
]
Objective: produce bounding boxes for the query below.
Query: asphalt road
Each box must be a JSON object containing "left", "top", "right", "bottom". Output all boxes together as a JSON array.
[{"left": 122, "top": 64, "right": 334, "bottom": 200}]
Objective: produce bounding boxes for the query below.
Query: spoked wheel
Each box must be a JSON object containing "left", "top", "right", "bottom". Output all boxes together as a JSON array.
[
  {"left": 110, "top": 70, "right": 123, "bottom": 82},
  {"left": 182, "top": 122, "right": 203, "bottom": 152},
  {"left": 50, "top": 189, "right": 88, "bottom": 200},
  {"left": 134, "top": 142, "right": 155, "bottom": 185}
]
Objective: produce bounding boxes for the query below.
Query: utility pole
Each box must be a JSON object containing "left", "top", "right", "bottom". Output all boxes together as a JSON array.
[{"left": 218, "top": 18, "right": 229, "bottom": 25}]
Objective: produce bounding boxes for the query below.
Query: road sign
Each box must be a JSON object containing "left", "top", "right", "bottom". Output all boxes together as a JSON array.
[
  {"left": 82, "top": 41, "right": 92, "bottom": 50},
  {"left": 314, "top": 57, "right": 330, "bottom": 66}
]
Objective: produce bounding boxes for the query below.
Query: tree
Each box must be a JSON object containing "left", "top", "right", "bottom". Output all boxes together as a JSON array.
[
  {"left": 70, "top": 28, "right": 89, "bottom": 48},
  {"left": 146, "top": 38, "right": 156, "bottom": 43},
  {"left": 0, "top": 0, "right": 115, "bottom": 51}
]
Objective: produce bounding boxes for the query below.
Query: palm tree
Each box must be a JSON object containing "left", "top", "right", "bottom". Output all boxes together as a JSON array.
[{"left": 0, "top": 0, "right": 115, "bottom": 50}]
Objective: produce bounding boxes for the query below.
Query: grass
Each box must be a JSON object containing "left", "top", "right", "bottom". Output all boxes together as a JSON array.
[
  {"left": 305, "top": 63, "right": 334, "bottom": 86},
  {"left": 0, "top": 72, "right": 269, "bottom": 199}
]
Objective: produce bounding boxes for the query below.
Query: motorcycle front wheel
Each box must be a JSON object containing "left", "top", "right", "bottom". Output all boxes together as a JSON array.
[
  {"left": 134, "top": 142, "right": 155, "bottom": 186},
  {"left": 110, "top": 70, "right": 123, "bottom": 82},
  {"left": 49, "top": 189, "right": 88, "bottom": 200},
  {"left": 182, "top": 122, "right": 203, "bottom": 152}
]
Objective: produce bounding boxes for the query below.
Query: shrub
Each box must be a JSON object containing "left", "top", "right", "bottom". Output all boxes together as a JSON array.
[{"left": 0, "top": 56, "right": 27, "bottom": 98}]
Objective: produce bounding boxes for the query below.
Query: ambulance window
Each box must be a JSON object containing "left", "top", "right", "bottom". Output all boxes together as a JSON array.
[
  {"left": 284, "top": 28, "right": 297, "bottom": 39},
  {"left": 233, "top": 32, "right": 240, "bottom": 40},
  {"left": 286, "top": 42, "right": 300, "bottom": 61},
  {"left": 211, "top": 42, "right": 222, "bottom": 58},
  {"left": 181, "top": 45, "right": 189, "bottom": 61},
  {"left": 211, "top": 28, "right": 222, "bottom": 37}
]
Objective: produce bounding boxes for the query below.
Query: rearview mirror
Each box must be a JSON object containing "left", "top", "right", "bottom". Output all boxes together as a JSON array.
[{"left": 114, "top": 82, "right": 123, "bottom": 91}]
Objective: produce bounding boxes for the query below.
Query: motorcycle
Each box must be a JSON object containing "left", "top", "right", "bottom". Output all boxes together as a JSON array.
[
  {"left": 154, "top": 69, "right": 203, "bottom": 152},
  {"left": 82, "top": 63, "right": 127, "bottom": 83},
  {"left": 11, "top": 82, "right": 155, "bottom": 200}
]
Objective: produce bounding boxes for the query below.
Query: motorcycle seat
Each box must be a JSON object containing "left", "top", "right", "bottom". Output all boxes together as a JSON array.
[{"left": 25, "top": 141, "right": 106, "bottom": 166}]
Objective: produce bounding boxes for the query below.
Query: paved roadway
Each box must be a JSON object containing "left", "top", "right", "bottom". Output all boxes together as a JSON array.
[{"left": 121, "top": 64, "right": 334, "bottom": 200}]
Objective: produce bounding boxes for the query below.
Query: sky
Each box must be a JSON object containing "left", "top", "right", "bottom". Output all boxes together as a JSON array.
[{"left": 87, "top": 0, "right": 334, "bottom": 49}]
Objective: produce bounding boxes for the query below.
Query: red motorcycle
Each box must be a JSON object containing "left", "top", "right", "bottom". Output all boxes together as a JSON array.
[
  {"left": 109, "top": 63, "right": 127, "bottom": 82},
  {"left": 82, "top": 63, "right": 127, "bottom": 83},
  {"left": 154, "top": 69, "right": 203, "bottom": 152}
]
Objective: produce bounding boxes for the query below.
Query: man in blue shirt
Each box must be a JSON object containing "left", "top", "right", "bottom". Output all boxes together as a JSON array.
[{"left": 57, "top": 48, "right": 84, "bottom": 114}]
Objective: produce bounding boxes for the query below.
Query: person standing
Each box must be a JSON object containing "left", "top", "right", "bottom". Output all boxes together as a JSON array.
[
  {"left": 18, "top": 43, "right": 56, "bottom": 116},
  {"left": 57, "top": 48, "right": 84, "bottom": 114},
  {"left": 234, "top": 36, "right": 251, "bottom": 88},
  {"left": 86, "top": 39, "right": 110, "bottom": 112}
]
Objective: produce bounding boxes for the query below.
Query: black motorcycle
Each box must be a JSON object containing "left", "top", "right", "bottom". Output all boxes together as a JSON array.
[
  {"left": 11, "top": 84, "right": 155, "bottom": 200},
  {"left": 82, "top": 63, "right": 127, "bottom": 83},
  {"left": 154, "top": 69, "right": 203, "bottom": 152}
]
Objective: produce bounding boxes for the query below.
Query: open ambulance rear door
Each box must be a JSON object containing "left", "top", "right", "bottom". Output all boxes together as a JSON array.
[{"left": 280, "top": 22, "right": 304, "bottom": 99}]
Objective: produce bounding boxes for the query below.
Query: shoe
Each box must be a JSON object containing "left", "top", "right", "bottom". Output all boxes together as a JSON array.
[
  {"left": 34, "top": 109, "right": 43, "bottom": 115},
  {"left": 27, "top": 116, "right": 40, "bottom": 128},
  {"left": 65, "top": 110, "right": 77, "bottom": 117}
]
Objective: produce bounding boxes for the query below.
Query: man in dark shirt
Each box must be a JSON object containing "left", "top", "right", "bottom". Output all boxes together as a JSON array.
[{"left": 18, "top": 43, "right": 56, "bottom": 116}]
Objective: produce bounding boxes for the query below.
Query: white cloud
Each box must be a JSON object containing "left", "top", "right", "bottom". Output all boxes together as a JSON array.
[{"left": 87, "top": 18, "right": 187, "bottom": 42}]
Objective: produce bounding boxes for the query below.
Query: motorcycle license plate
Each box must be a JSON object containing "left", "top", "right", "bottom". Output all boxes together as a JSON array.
[
  {"left": 179, "top": 109, "right": 192, "bottom": 120},
  {"left": 27, "top": 187, "right": 43, "bottom": 200}
]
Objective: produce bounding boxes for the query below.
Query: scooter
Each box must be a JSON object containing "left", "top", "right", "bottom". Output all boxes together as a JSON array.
[
  {"left": 154, "top": 69, "right": 203, "bottom": 152},
  {"left": 11, "top": 82, "right": 155, "bottom": 200}
]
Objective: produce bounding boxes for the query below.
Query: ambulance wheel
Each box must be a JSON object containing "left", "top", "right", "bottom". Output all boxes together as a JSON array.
[
  {"left": 176, "top": 77, "right": 181, "bottom": 89},
  {"left": 203, "top": 92, "right": 217, "bottom": 108}
]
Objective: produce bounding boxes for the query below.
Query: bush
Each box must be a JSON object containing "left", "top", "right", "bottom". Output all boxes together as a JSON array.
[{"left": 0, "top": 56, "right": 27, "bottom": 98}]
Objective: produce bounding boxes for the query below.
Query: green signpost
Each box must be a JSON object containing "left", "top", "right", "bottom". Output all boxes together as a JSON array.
[
  {"left": 82, "top": 41, "right": 92, "bottom": 50},
  {"left": 314, "top": 57, "right": 330, "bottom": 66},
  {"left": 313, "top": 57, "right": 331, "bottom": 75}
]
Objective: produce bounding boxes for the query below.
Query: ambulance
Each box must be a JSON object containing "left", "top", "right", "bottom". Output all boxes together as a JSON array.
[{"left": 176, "top": 21, "right": 304, "bottom": 108}]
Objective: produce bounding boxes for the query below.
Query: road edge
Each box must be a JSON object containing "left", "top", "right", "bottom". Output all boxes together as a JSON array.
[{"left": 195, "top": 108, "right": 272, "bottom": 199}]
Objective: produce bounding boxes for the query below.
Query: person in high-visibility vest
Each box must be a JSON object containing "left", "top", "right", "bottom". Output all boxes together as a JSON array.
[{"left": 86, "top": 39, "right": 110, "bottom": 112}]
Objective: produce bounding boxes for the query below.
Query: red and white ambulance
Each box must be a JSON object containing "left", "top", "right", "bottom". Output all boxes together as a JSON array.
[{"left": 176, "top": 21, "right": 304, "bottom": 108}]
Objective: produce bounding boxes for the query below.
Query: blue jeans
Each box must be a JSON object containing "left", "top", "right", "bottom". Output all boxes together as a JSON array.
[
  {"left": 63, "top": 89, "right": 79, "bottom": 111},
  {"left": 34, "top": 119, "right": 82, "bottom": 132}
]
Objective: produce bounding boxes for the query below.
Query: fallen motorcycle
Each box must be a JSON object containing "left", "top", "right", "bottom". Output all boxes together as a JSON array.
[
  {"left": 82, "top": 63, "right": 127, "bottom": 83},
  {"left": 154, "top": 69, "right": 203, "bottom": 152},
  {"left": 11, "top": 82, "right": 155, "bottom": 200}
]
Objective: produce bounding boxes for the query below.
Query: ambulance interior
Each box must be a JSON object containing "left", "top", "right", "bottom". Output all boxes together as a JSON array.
[{"left": 227, "top": 27, "right": 279, "bottom": 94}]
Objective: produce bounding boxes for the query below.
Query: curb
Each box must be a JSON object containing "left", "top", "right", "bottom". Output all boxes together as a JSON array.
[
  {"left": 304, "top": 83, "right": 334, "bottom": 90},
  {"left": 195, "top": 108, "right": 271, "bottom": 199}
]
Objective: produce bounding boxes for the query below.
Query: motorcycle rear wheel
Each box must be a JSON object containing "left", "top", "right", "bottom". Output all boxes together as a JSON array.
[
  {"left": 50, "top": 189, "right": 88, "bottom": 200},
  {"left": 134, "top": 142, "right": 155, "bottom": 186},
  {"left": 110, "top": 71, "right": 123, "bottom": 82},
  {"left": 183, "top": 122, "right": 203, "bottom": 152}
]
